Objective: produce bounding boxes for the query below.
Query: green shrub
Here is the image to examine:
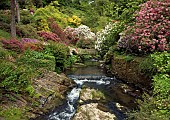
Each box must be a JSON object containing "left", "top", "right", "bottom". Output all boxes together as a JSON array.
[
  {"left": 0, "top": 22, "right": 10, "bottom": 32},
  {"left": 25, "top": 85, "right": 35, "bottom": 97},
  {"left": 20, "top": 10, "right": 35, "bottom": 24},
  {"left": 0, "top": 61, "right": 33, "bottom": 93},
  {"left": 81, "top": 12, "right": 100, "bottom": 32},
  {"left": 151, "top": 52, "right": 170, "bottom": 73},
  {"left": 0, "top": 47, "right": 12, "bottom": 59},
  {"left": 16, "top": 24, "right": 40, "bottom": 39},
  {"left": 65, "top": 55, "right": 79, "bottom": 67},
  {"left": 130, "top": 52, "right": 170, "bottom": 120},
  {"left": 124, "top": 55, "right": 134, "bottom": 62},
  {"left": 60, "top": 6, "right": 85, "bottom": 18},
  {"left": 0, "top": 1, "right": 10, "bottom": 10},
  {"left": 0, "top": 46, "right": 17, "bottom": 60},
  {"left": 44, "top": 42, "right": 69, "bottom": 73},
  {"left": 139, "top": 56, "right": 156, "bottom": 77},
  {"left": 17, "top": 50, "right": 56, "bottom": 71},
  {"left": 0, "top": 10, "right": 10, "bottom": 24},
  {"left": 34, "top": 5, "right": 68, "bottom": 29},
  {"left": 151, "top": 52, "right": 170, "bottom": 114},
  {"left": 0, "top": 29, "right": 11, "bottom": 39}
]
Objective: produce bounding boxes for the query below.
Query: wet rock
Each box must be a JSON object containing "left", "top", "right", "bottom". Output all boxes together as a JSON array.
[
  {"left": 30, "top": 72, "right": 75, "bottom": 118},
  {"left": 97, "top": 103, "right": 110, "bottom": 112},
  {"left": 73, "top": 88, "right": 125, "bottom": 120},
  {"left": 73, "top": 103, "right": 116, "bottom": 120},
  {"left": 79, "top": 88, "right": 105, "bottom": 103}
]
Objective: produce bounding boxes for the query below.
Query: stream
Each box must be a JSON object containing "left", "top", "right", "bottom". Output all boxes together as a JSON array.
[{"left": 36, "top": 60, "right": 140, "bottom": 120}]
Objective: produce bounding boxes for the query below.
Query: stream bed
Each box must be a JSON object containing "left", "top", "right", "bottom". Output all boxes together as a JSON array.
[{"left": 35, "top": 60, "right": 141, "bottom": 120}]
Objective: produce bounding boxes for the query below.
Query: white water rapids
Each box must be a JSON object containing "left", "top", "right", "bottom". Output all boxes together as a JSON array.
[{"left": 48, "top": 75, "right": 114, "bottom": 120}]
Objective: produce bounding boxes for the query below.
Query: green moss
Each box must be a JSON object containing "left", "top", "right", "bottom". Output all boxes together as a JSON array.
[
  {"left": 91, "top": 90, "right": 105, "bottom": 100},
  {"left": 33, "top": 93, "right": 42, "bottom": 99},
  {"left": 32, "top": 101, "right": 40, "bottom": 107},
  {"left": 39, "top": 87, "right": 55, "bottom": 97},
  {"left": 25, "top": 85, "right": 35, "bottom": 97},
  {"left": 0, "top": 107, "right": 28, "bottom": 120}
]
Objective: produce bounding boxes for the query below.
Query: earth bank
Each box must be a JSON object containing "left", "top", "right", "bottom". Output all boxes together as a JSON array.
[{"left": 109, "top": 54, "right": 152, "bottom": 90}]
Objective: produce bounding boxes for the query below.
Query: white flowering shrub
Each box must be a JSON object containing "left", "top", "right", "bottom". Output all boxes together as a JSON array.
[
  {"left": 64, "top": 25, "right": 96, "bottom": 48},
  {"left": 95, "top": 23, "right": 113, "bottom": 51},
  {"left": 76, "top": 25, "right": 96, "bottom": 40},
  {"left": 95, "top": 22, "right": 124, "bottom": 56}
]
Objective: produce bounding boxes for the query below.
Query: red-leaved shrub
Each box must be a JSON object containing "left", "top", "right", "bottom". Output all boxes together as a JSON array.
[
  {"left": 48, "top": 18, "right": 68, "bottom": 44},
  {"left": 118, "top": 0, "right": 170, "bottom": 54},
  {"left": 38, "top": 31, "right": 61, "bottom": 42},
  {"left": 21, "top": 38, "right": 44, "bottom": 51},
  {"left": 1, "top": 39, "right": 24, "bottom": 52},
  {"left": 23, "top": 42, "right": 44, "bottom": 51}
]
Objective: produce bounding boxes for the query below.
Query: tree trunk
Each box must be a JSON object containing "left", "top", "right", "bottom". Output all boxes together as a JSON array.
[
  {"left": 15, "top": 0, "right": 20, "bottom": 23},
  {"left": 11, "top": 0, "right": 16, "bottom": 38}
]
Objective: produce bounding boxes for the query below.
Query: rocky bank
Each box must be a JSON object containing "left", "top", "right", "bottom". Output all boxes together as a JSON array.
[
  {"left": 110, "top": 54, "right": 152, "bottom": 90},
  {"left": 73, "top": 88, "right": 128, "bottom": 120},
  {"left": 0, "top": 71, "right": 75, "bottom": 120}
]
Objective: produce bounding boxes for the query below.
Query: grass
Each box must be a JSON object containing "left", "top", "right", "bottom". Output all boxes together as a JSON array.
[{"left": 0, "top": 29, "right": 11, "bottom": 39}]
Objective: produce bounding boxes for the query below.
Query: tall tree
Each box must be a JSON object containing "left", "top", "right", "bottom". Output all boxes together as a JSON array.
[
  {"left": 11, "top": 0, "right": 16, "bottom": 38},
  {"left": 15, "top": 0, "right": 20, "bottom": 23}
]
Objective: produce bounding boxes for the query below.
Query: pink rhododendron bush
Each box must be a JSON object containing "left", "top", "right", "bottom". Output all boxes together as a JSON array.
[{"left": 118, "top": 0, "right": 170, "bottom": 54}]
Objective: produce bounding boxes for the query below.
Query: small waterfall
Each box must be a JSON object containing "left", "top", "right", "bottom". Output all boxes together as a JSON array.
[
  {"left": 33, "top": 59, "right": 139, "bottom": 120},
  {"left": 47, "top": 75, "right": 114, "bottom": 120}
]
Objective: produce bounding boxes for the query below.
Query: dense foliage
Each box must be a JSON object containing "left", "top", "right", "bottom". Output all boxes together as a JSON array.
[
  {"left": 130, "top": 52, "right": 170, "bottom": 119},
  {"left": 0, "top": 61, "right": 33, "bottom": 93},
  {"left": 17, "top": 49, "right": 56, "bottom": 71},
  {"left": 118, "top": 0, "right": 170, "bottom": 54}
]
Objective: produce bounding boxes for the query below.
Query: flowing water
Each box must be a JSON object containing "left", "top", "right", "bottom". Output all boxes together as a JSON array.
[
  {"left": 48, "top": 76, "right": 113, "bottom": 120},
  {"left": 35, "top": 60, "right": 139, "bottom": 120}
]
